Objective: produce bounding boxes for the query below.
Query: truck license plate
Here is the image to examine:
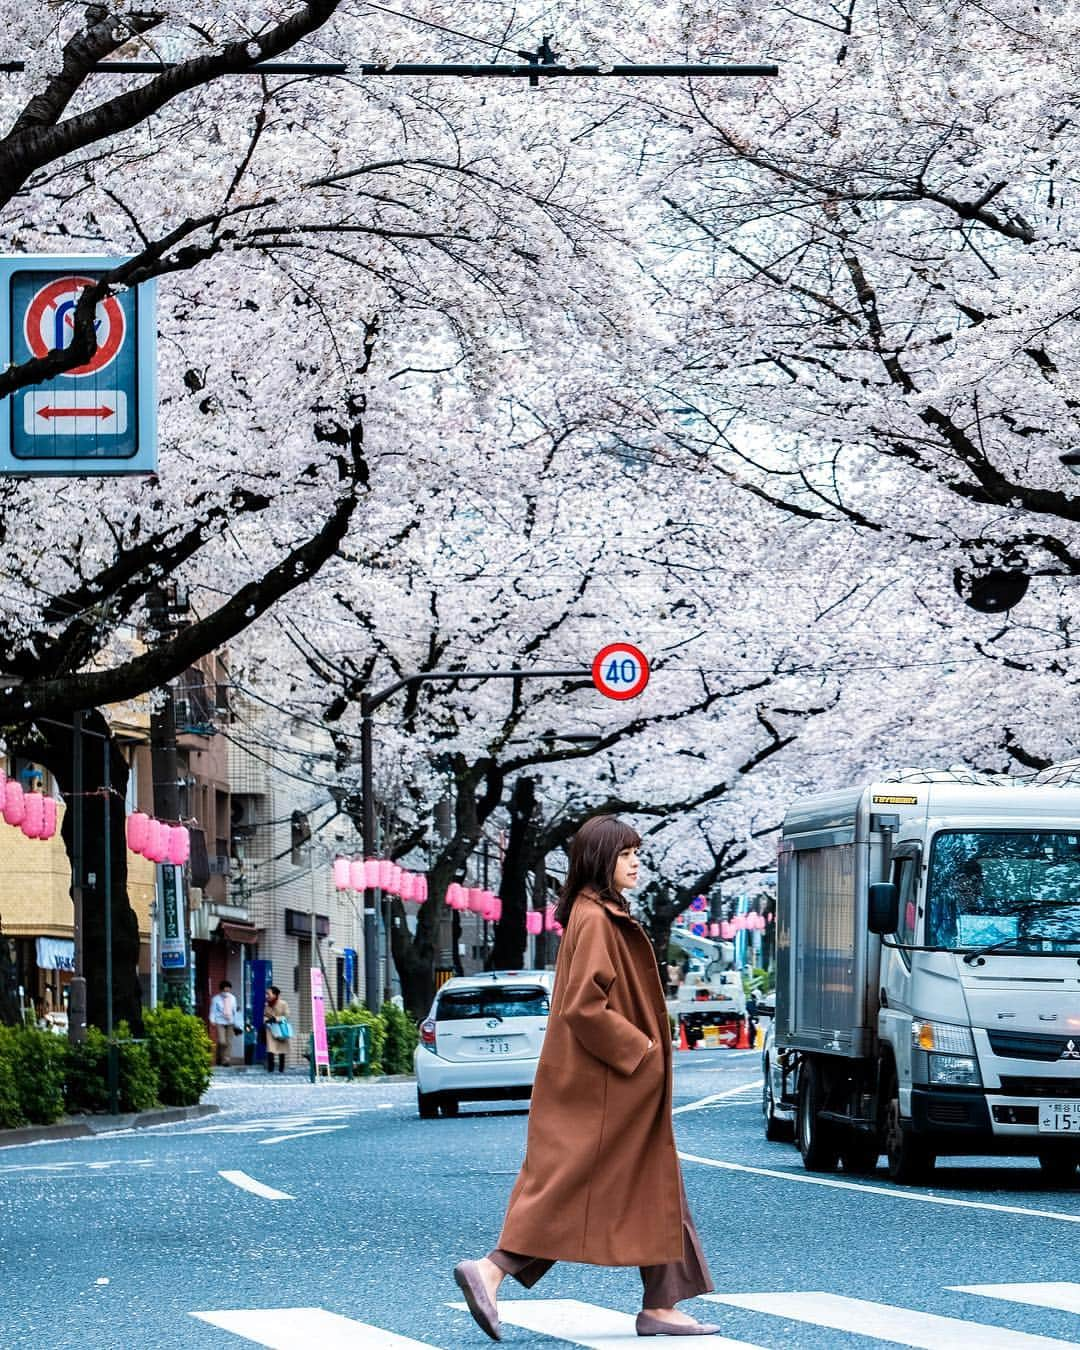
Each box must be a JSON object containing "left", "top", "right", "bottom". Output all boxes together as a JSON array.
[
  {"left": 1038, "top": 1102, "right": 1080, "bottom": 1133},
  {"left": 481, "top": 1037, "right": 511, "bottom": 1055}
]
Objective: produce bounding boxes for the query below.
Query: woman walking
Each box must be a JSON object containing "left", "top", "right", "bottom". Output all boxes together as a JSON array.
[
  {"left": 454, "top": 816, "right": 719, "bottom": 1340},
  {"left": 263, "top": 985, "right": 291, "bottom": 1073}
]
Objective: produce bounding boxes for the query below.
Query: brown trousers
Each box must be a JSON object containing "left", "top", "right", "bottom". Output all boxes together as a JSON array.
[{"left": 488, "top": 1173, "right": 713, "bottom": 1309}]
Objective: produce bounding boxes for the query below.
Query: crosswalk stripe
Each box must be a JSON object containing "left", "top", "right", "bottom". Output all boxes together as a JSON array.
[
  {"left": 702, "top": 1292, "right": 1078, "bottom": 1348},
  {"left": 950, "top": 1283, "right": 1080, "bottom": 1315},
  {"left": 452, "top": 1297, "right": 765, "bottom": 1348},
  {"left": 190, "top": 1308, "right": 438, "bottom": 1348}
]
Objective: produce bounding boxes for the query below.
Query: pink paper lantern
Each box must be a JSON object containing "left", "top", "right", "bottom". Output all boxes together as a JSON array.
[
  {"left": 126, "top": 811, "right": 149, "bottom": 854},
  {"left": 147, "top": 820, "right": 168, "bottom": 864},
  {"left": 489, "top": 896, "right": 502, "bottom": 923},
  {"left": 526, "top": 911, "right": 543, "bottom": 936},
  {"left": 400, "top": 873, "right": 416, "bottom": 902},
  {"left": 3, "top": 779, "right": 25, "bottom": 827},
  {"left": 333, "top": 858, "right": 350, "bottom": 890},
  {"left": 467, "top": 887, "right": 486, "bottom": 914},
  {"left": 708, "top": 922, "right": 720, "bottom": 938},
  {"left": 544, "top": 903, "right": 558, "bottom": 932},
  {"left": 348, "top": 859, "right": 365, "bottom": 891},
  {"left": 168, "top": 825, "right": 190, "bottom": 866},
  {"left": 389, "top": 864, "right": 404, "bottom": 896},
  {"left": 445, "top": 882, "right": 462, "bottom": 909},
  {"left": 375, "top": 858, "right": 391, "bottom": 890},
  {"left": 22, "top": 792, "right": 44, "bottom": 839},
  {"left": 41, "top": 797, "right": 57, "bottom": 840},
  {"left": 720, "top": 921, "right": 734, "bottom": 941}
]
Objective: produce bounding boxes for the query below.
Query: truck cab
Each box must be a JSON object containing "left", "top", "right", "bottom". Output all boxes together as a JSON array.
[{"left": 773, "top": 775, "right": 1080, "bottom": 1184}]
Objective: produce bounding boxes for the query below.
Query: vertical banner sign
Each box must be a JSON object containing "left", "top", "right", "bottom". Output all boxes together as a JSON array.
[
  {"left": 0, "top": 255, "right": 157, "bottom": 475},
  {"left": 310, "top": 967, "right": 330, "bottom": 1070},
  {"left": 342, "top": 947, "right": 356, "bottom": 1003},
  {"left": 158, "top": 864, "right": 186, "bottom": 970},
  {"left": 250, "top": 959, "right": 272, "bottom": 1065}
]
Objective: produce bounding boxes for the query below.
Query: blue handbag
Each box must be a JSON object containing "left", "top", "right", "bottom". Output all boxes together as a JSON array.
[{"left": 270, "top": 1016, "right": 293, "bottom": 1040}]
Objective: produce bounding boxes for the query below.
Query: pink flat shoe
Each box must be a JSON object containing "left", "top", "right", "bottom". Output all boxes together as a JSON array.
[
  {"left": 636, "top": 1312, "right": 722, "bottom": 1337},
  {"left": 454, "top": 1260, "right": 501, "bottom": 1341}
]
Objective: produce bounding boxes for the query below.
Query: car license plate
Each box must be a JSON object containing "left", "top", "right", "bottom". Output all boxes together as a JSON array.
[
  {"left": 1038, "top": 1101, "right": 1080, "bottom": 1133},
  {"left": 481, "top": 1037, "right": 511, "bottom": 1055}
]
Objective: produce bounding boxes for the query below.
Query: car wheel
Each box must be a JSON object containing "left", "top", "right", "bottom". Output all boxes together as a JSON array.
[
  {"left": 839, "top": 1134, "right": 880, "bottom": 1174},
  {"left": 417, "top": 1089, "right": 439, "bottom": 1119},
  {"left": 797, "top": 1059, "right": 840, "bottom": 1172},
  {"left": 439, "top": 1097, "right": 460, "bottom": 1117},
  {"left": 763, "top": 1060, "right": 794, "bottom": 1142},
  {"left": 1037, "top": 1149, "right": 1079, "bottom": 1185},
  {"left": 883, "top": 1071, "right": 935, "bottom": 1184}
]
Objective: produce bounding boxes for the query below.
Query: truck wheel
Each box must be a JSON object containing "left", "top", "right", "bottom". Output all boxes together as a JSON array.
[
  {"left": 883, "top": 1075, "right": 935, "bottom": 1184},
  {"left": 417, "top": 1089, "right": 439, "bottom": 1119},
  {"left": 797, "top": 1059, "right": 840, "bottom": 1171},
  {"left": 839, "top": 1134, "right": 880, "bottom": 1174},
  {"left": 764, "top": 1061, "right": 795, "bottom": 1142},
  {"left": 1037, "top": 1150, "right": 1079, "bottom": 1185}
]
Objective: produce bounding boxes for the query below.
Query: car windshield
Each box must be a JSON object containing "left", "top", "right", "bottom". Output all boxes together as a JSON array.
[
  {"left": 927, "top": 830, "right": 1080, "bottom": 952},
  {"left": 436, "top": 986, "right": 549, "bottom": 1021}
]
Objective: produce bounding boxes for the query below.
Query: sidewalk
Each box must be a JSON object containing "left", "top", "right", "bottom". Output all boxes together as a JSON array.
[
  {"left": 0, "top": 1101, "right": 219, "bottom": 1149},
  {"left": 209, "top": 1066, "right": 414, "bottom": 1084}
]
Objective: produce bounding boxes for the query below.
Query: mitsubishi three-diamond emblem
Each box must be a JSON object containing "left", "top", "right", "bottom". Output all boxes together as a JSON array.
[{"left": 1062, "top": 1038, "right": 1080, "bottom": 1060}]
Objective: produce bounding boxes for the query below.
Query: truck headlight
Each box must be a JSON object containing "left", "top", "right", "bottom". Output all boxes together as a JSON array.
[
  {"left": 928, "top": 1054, "right": 981, "bottom": 1086},
  {"left": 912, "top": 1020, "right": 975, "bottom": 1055}
]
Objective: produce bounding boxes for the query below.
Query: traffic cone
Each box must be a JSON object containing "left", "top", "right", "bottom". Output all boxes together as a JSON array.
[
  {"left": 678, "top": 1019, "right": 691, "bottom": 1052},
  {"left": 735, "top": 1017, "right": 751, "bottom": 1050}
]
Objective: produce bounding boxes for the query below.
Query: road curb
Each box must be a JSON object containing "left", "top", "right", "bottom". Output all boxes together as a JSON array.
[{"left": 0, "top": 1101, "right": 219, "bottom": 1148}]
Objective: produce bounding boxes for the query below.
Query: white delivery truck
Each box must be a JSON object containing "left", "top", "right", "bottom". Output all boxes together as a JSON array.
[
  {"left": 768, "top": 772, "right": 1080, "bottom": 1184},
  {"left": 667, "top": 927, "right": 746, "bottom": 1047}
]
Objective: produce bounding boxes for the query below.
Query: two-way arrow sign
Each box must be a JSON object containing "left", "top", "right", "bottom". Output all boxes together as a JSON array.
[{"left": 36, "top": 403, "right": 115, "bottom": 421}]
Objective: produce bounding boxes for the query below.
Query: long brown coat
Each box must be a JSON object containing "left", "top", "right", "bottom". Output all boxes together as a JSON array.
[{"left": 497, "top": 889, "right": 683, "bottom": 1266}]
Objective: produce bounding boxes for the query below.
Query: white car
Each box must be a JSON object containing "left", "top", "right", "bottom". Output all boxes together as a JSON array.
[{"left": 414, "top": 970, "right": 555, "bottom": 1118}]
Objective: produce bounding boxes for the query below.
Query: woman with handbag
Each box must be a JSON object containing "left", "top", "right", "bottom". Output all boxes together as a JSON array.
[
  {"left": 264, "top": 986, "right": 291, "bottom": 1073},
  {"left": 454, "top": 815, "right": 719, "bottom": 1340}
]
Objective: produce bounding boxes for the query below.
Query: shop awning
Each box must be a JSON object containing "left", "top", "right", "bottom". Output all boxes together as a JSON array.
[
  {"left": 36, "top": 937, "right": 75, "bottom": 971},
  {"left": 220, "top": 922, "right": 259, "bottom": 945}
]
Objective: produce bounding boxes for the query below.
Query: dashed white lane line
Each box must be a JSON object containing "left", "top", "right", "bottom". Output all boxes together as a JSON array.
[
  {"left": 259, "top": 1126, "right": 348, "bottom": 1145},
  {"left": 679, "top": 1150, "right": 1080, "bottom": 1224},
  {"left": 673, "top": 1080, "right": 760, "bottom": 1115},
  {"left": 218, "top": 1170, "right": 294, "bottom": 1201}
]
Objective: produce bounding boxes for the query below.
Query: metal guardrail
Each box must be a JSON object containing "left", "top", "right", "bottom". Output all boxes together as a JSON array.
[{"left": 308, "top": 1024, "right": 369, "bottom": 1081}]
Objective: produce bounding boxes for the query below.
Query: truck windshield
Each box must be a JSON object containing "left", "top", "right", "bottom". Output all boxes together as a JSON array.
[{"left": 927, "top": 830, "right": 1080, "bottom": 952}]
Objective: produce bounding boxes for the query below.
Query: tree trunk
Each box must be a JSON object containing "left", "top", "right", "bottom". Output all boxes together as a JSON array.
[
  {"left": 20, "top": 712, "right": 143, "bottom": 1032},
  {"left": 491, "top": 776, "right": 534, "bottom": 970}
]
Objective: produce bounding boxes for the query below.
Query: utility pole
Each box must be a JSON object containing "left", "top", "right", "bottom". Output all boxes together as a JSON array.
[{"left": 67, "top": 712, "right": 86, "bottom": 1043}]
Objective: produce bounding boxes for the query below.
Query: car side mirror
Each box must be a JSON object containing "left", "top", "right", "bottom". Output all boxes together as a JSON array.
[{"left": 868, "top": 882, "right": 900, "bottom": 936}]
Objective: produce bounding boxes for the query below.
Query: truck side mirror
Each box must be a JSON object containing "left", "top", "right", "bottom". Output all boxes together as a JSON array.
[{"left": 868, "top": 882, "right": 900, "bottom": 935}]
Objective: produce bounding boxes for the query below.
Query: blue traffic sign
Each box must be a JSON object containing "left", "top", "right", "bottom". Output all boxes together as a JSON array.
[{"left": 0, "top": 255, "right": 157, "bottom": 475}]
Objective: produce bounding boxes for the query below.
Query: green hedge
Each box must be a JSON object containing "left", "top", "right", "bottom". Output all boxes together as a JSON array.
[
  {"left": 0, "top": 1010, "right": 213, "bottom": 1129},
  {"left": 144, "top": 1007, "right": 213, "bottom": 1106},
  {"left": 326, "top": 1005, "right": 386, "bottom": 1074}
]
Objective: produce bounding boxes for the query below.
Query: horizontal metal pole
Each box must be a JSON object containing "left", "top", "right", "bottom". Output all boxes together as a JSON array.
[
  {"left": 0, "top": 60, "right": 777, "bottom": 79},
  {"left": 365, "top": 666, "right": 592, "bottom": 713}
]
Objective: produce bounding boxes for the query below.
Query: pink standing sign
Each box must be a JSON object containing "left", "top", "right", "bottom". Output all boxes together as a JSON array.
[{"left": 310, "top": 967, "right": 330, "bottom": 1069}]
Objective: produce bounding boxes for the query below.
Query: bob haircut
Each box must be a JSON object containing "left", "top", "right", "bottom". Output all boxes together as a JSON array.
[{"left": 555, "top": 815, "right": 641, "bottom": 926}]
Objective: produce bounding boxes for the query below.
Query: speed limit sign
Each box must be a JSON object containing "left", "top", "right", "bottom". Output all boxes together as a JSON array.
[{"left": 592, "top": 643, "right": 650, "bottom": 701}]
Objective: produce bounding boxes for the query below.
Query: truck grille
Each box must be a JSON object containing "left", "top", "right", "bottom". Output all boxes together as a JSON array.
[
  {"left": 996, "top": 1076, "right": 1079, "bottom": 1097},
  {"left": 987, "top": 1030, "right": 1076, "bottom": 1062},
  {"left": 927, "top": 1100, "right": 972, "bottom": 1124}
]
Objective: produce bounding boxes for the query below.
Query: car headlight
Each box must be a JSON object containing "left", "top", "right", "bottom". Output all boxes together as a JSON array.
[
  {"left": 912, "top": 1019, "right": 975, "bottom": 1055},
  {"left": 928, "top": 1054, "right": 981, "bottom": 1086}
]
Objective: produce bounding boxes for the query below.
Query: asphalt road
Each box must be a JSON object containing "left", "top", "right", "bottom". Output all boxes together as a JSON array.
[{"left": 1, "top": 1048, "right": 1079, "bottom": 1348}]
